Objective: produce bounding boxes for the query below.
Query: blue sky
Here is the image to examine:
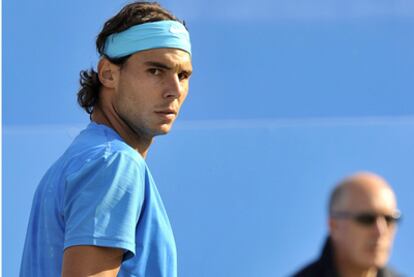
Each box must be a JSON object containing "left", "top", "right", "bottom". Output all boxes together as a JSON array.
[{"left": 3, "top": 0, "right": 414, "bottom": 276}]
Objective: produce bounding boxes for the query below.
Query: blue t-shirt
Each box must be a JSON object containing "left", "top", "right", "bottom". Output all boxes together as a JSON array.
[{"left": 20, "top": 123, "right": 177, "bottom": 277}]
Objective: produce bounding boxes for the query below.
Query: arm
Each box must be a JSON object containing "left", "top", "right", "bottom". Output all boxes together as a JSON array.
[{"left": 62, "top": 245, "right": 123, "bottom": 277}]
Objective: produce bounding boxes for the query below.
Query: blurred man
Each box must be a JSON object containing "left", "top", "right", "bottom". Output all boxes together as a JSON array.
[
  {"left": 20, "top": 2, "right": 192, "bottom": 276},
  {"left": 293, "top": 172, "right": 401, "bottom": 277}
]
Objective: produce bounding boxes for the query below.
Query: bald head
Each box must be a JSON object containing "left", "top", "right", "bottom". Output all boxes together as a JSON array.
[
  {"left": 329, "top": 172, "right": 397, "bottom": 216},
  {"left": 328, "top": 172, "right": 399, "bottom": 273}
]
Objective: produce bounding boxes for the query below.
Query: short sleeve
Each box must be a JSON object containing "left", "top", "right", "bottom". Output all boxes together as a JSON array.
[{"left": 63, "top": 152, "right": 145, "bottom": 258}]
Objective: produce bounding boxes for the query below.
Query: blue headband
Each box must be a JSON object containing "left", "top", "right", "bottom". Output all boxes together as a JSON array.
[{"left": 104, "top": 20, "right": 191, "bottom": 58}]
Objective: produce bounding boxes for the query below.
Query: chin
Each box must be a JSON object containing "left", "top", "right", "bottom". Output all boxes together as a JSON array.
[
  {"left": 361, "top": 254, "right": 389, "bottom": 269},
  {"left": 374, "top": 256, "right": 389, "bottom": 268},
  {"left": 154, "top": 125, "right": 173, "bottom": 136}
]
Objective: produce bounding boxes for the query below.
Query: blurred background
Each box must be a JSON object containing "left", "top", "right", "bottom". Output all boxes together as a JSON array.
[{"left": 3, "top": 0, "right": 414, "bottom": 276}]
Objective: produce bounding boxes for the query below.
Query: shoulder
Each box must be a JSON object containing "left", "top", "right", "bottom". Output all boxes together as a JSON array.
[
  {"left": 291, "top": 260, "right": 323, "bottom": 277},
  {"left": 292, "top": 237, "right": 339, "bottom": 277},
  {"left": 64, "top": 143, "right": 146, "bottom": 198},
  {"left": 65, "top": 150, "right": 146, "bottom": 191},
  {"left": 63, "top": 146, "right": 147, "bottom": 224},
  {"left": 380, "top": 266, "right": 403, "bottom": 277},
  {"left": 70, "top": 123, "right": 143, "bottom": 161},
  {"left": 65, "top": 123, "right": 146, "bottom": 177}
]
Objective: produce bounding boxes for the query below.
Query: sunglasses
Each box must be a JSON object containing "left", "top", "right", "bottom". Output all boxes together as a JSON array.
[{"left": 332, "top": 211, "right": 401, "bottom": 227}]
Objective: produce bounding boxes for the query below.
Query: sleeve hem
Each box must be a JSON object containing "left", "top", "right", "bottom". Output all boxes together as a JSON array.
[{"left": 64, "top": 237, "right": 136, "bottom": 257}]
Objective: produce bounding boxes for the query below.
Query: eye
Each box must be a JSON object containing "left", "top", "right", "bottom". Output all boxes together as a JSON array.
[
  {"left": 178, "top": 71, "right": 191, "bottom": 81},
  {"left": 148, "top": 68, "right": 162, "bottom": 76},
  {"left": 354, "top": 214, "right": 377, "bottom": 225}
]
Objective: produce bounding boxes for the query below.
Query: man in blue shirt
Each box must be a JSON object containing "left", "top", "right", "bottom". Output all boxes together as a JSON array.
[{"left": 20, "top": 2, "right": 192, "bottom": 276}]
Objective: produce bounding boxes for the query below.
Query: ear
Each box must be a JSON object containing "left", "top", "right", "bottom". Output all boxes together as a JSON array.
[
  {"left": 329, "top": 217, "right": 339, "bottom": 239},
  {"left": 98, "top": 58, "right": 119, "bottom": 89}
]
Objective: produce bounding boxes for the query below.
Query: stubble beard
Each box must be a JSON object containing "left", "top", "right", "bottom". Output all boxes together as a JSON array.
[{"left": 120, "top": 112, "right": 173, "bottom": 142}]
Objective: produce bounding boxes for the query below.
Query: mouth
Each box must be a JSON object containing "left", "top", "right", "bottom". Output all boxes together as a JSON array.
[{"left": 154, "top": 109, "right": 177, "bottom": 121}]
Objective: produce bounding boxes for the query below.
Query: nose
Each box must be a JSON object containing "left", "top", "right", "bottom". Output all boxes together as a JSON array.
[
  {"left": 372, "top": 216, "right": 389, "bottom": 237},
  {"left": 163, "top": 73, "right": 184, "bottom": 99}
]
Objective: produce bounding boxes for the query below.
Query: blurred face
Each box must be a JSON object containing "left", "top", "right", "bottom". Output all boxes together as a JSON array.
[
  {"left": 113, "top": 48, "right": 192, "bottom": 139},
  {"left": 330, "top": 180, "right": 399, "bottom": 270}
]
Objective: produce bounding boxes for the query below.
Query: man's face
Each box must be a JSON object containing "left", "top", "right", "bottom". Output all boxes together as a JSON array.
[
  {"left": 113, "top": 48, "right": 192, "bottom": 139},
  {"left": 330, "top": 181, "right": 398, "bottom": 270}
]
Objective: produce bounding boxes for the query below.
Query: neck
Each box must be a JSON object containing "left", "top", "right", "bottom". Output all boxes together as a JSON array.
[
  {"left": 91, "top": 101, "right": 152, "bottom": 158},
  {"left": 334, "top": 253, "right": 378, "bottom": 277}
]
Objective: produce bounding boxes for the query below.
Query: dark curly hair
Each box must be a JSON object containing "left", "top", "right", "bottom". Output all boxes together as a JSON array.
[{"left": 77, "top": 1, "right": 185, "bottom": 114}]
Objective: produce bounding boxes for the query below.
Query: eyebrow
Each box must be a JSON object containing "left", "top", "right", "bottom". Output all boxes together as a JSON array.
[
  {"left": 144, "top": 61, "right": 192, "bottom": 74},
  {"left": 144, "top": 61, "right": 173, "bottom": 70}
]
